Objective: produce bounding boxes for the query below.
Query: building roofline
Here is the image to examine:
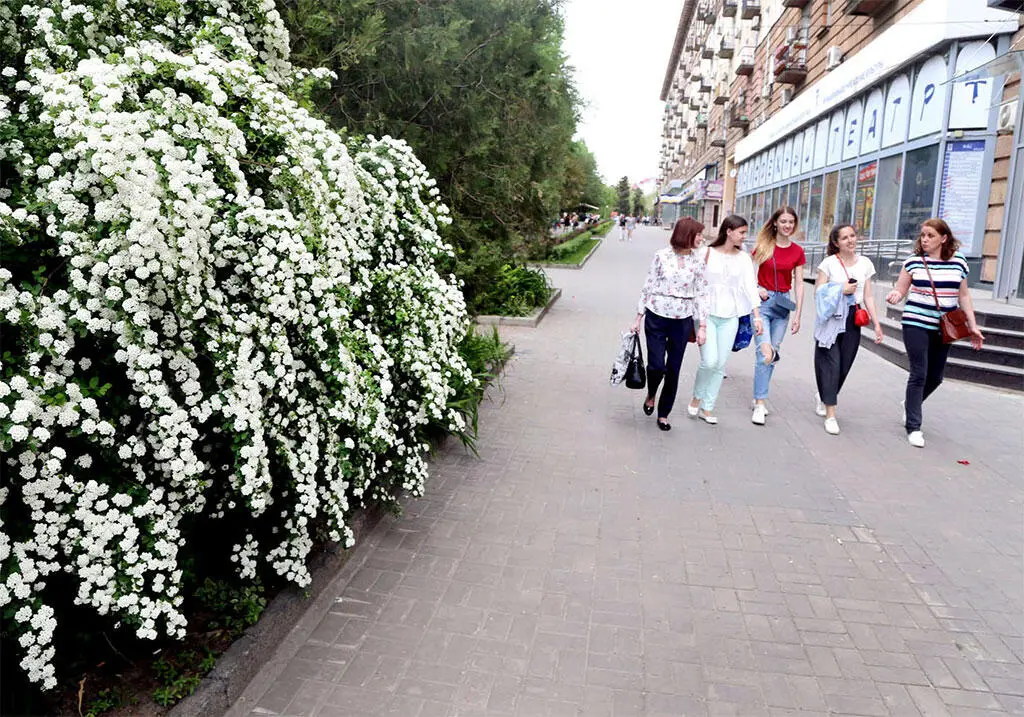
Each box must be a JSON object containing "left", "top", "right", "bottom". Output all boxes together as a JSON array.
[{"left": 659, "top": 1, "right": 697, "bottom": 102}]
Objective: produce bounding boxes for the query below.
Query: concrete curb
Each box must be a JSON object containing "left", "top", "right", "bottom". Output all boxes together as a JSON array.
[
  {"left": 530, "top": 237, "right": 604, "bottom": 270},
  {"left": 167, "top": 506, "right": 386, "bottom": 717},
  {"left": 475, "top": 287, "right": 561, "bottom": 329}
]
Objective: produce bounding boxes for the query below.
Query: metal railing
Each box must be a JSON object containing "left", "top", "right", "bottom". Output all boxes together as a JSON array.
[{"left": 801, "top": 239, "right": 915, "bottom": 284}]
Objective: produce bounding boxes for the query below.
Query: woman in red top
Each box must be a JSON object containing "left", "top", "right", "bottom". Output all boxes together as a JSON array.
[{"left": 750, "top": 206, "right": 806, "bottom": 425}]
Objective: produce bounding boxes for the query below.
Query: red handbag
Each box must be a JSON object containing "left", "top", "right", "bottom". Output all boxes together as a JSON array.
[{"left": 838, "top": 257, "right": 871, "bottom": 327}]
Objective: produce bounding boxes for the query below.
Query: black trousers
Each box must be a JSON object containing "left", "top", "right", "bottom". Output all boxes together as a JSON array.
[
  {"left": 644, "top": 310, "right": 693, "bottom": 419},
  {"left": 903, "top": 324, "right": 951, "bottom": 433},
  {"left": 814, "top": 306, "right": 861, "bottom": 406}
]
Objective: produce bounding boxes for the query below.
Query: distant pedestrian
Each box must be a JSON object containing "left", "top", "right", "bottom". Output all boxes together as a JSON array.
[
  {"left": 750, "top": 205, "right": 805, "bottom": 426},
  {"left": 885, "top": 219, "right": 984, "bottom": 448},
  {"left": 626, "top": 215, "right": 636, "bottom": 241},
  {"left": 688, "top": 215, "right": 763, "bottom": 424},
  {"left": 619, "top": 214, "right": 628, "bottom": 241},
  {"left": 631, "top": 217, "right": 709, "bottom": 431},
  {"left": 812, "top": 224, "right": 885, "bottom": 435}
]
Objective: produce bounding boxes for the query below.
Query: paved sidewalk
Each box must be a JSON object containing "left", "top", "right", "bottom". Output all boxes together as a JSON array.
[{"left": 229, "top": 226, "right": 1024, "bottom": 717}]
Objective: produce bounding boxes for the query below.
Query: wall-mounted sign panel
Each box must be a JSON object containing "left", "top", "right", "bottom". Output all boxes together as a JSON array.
[
  {"left": 801, "top": 125, "right": 815, "bottom": 174},
  {"left": 861, "top": 88, "right": 885, "bottom": 155},
  {"left": 909, "top": 54, "right": 949, "bottom": 139},
  {"left": 827, "top": 109, "right": 846, "bottom": 165},
  {"left": 814, "top": 117, "right": 829, "bottom": 170},
  {"left": 843, "top": 99, "right": 864, "bottom": 162},
  {"left": 938, "top": 139, "right": 986, "bottom": 255},
  {"left": 950, "top": 41, "right": 996, "bottom": 130},
  {"left": 882, "top": 74, "right": 911, "bottom": 148}
]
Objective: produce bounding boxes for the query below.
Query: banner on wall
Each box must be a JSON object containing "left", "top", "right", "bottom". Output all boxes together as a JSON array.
[{"left": 938, "top": 140, "right": 986, "bottom": 255}]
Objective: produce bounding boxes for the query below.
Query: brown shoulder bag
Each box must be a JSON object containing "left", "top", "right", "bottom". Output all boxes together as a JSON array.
[{"left": 920, "top": 256, "right": 970, "bottom": 344}]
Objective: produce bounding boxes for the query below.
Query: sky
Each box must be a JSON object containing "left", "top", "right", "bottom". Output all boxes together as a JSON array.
[{"left": 561, "top": 0, "right": 682, "bottom": 192}]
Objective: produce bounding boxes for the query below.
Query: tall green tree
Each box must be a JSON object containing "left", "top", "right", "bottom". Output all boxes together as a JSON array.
[
  {"left": 615, "top": 176, "right": 631, "bottom": 216},
  {"left": 632, "top": 187, "right": 647, "bottom": 216},
  {"left": 560, "top": 140, "right": 606, "bottom": 212},
  {"left": 282, "top": 0, "right": 580, "bottom": 310}
]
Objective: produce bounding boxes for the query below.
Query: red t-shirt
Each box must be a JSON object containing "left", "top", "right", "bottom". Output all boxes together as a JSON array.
[{"left": 755, "top": 242, "right": 806, "bottom": 292}]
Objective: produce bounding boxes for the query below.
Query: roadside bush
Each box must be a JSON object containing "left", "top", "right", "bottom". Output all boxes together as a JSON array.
[
  {"left": 0, "top": 0, "right": 474, "bottom": 694},
  {"left": 473, "top": 264, "right": 552, "bottom": 317},
  {"left": 547, "top": 231, "right": 593, "bottom": 260}
]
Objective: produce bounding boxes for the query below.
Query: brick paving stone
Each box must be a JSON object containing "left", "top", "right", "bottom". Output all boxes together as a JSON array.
[{"left": 228, "top": 227, "right": 1024, "bottom": 716}]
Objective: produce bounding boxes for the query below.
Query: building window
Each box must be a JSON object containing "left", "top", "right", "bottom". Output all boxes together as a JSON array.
[
  {"left": 873, "top": 154, "right": 903, "bottom": 241},
  {"left": 836, "top": 166, "right": 857, "bottom": 228},
  {"left": 807, "top": 175, "right": 824, "bottom": 245},
  {"left": 854, "top": 161, "right": 878, "bottom": 239},
  {"left": 798, "top": 179, "right": 810, "bottom": 221},
  {"left": 821, "top": 171, "right": 839, "bottom": 243},
  {"left": 898, "top": 144, "right": 940, "bottom": 240}
]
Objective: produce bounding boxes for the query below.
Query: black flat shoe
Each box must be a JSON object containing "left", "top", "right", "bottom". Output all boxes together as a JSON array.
[
  {"left": 657, "top": 419, "right": 671, "bottom": 431},
  {"left": 643, "top": 401, "right": 655, "bottom": 416}
]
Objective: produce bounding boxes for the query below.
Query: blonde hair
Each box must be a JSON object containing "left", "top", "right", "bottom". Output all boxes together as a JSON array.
[{"left": 753, "top": 206, "right": 799, "bottom": 265}]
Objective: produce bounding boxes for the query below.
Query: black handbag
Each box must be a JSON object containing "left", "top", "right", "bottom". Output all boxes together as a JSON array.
[{"left": 624, "top": 333, "right": 646, "bottom": 389}]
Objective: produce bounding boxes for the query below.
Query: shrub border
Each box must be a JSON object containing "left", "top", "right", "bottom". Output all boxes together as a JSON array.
[{"left": 475, "top": 287, "right": 561, "bottom": 328}]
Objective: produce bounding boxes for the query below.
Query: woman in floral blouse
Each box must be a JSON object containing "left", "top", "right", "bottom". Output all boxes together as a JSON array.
[{"left": 631, "top": 217, "right": 710, "bottom": 430}]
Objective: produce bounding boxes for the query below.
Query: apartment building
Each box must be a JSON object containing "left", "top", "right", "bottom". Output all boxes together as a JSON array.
[{"left": 658, "top": 0, "right": 1024, "bottom": 295}]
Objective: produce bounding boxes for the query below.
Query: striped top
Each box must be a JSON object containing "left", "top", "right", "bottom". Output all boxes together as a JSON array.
[{"left": 901, "top": 252, "right": 968, "bottom": 331}]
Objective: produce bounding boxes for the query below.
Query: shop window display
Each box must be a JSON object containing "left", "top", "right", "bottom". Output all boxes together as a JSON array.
[
  {"left": 821, "top": 171, "right": 839, "bottom": 243},
  {"left": 898, "top": 144, "right": 940, "bottom": 240},
  {"left": 873, "top": 154, "right": 903, "bottom": 241},
  {"left": 807, "top": 175, "right": 824, "bottom": 245},
  {"left": 854, "top": 161, "right": 878, "bottom": 239}
]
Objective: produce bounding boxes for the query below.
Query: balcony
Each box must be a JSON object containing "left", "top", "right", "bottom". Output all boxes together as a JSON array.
[
  {"left": 701, "top": 42, "right": 715, "bottom": 60},
  {"left": 713, "top": 83, "right": 730, "bottom": 105},
  {"left": 698, "top": 78, "right": 712, "bottom": 93},
  {"left": 696, "top": 112, "right": 708, "bottom": 128},
  {"left": 846, "top": 0, "right": 891, "bottom": 14},
  {"left": 735, "top": 46, "right": 755, "bottom": 75},
  {"left": 729, "top": 104, "right": 750, "bottom": 130},
  {"left": 689, "top": 96, "right": 701, "bottom": 110},
  {"left": 721, "top": 0, "right": 738, "bottom": 17},
  {"left": 710, "top": 132, "right": 728, "bottom": 148},
  {"left": 741, "top": 0, "right": 760, "bottom": 19},
  {"left": 696, "top": 0, "right": 713, "bottom": 20},
  {"left": 774, "top": 55, "right": 808, "bottom": 84},
  {"left": 782, "top": 0, "right": 810, "bottom": 6},
  {"left": 719, "top": 35, "right": 735, "bottom": 59},
  {"left": 690, "top": 67, "right": 702, "bottom": 80}
]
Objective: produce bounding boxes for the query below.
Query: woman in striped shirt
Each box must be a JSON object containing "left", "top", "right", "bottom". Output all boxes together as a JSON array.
[{"left": 886, "top": 218, "right": 984, "bottom": 448}]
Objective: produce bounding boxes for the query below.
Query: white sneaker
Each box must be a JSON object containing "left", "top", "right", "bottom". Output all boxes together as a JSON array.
[
  {"left": 751, "top": 404, "right": 767, "bottom": 425},
  {"left": 815, "top": 394, "right": 827, "bottom": 417},
  {"left": 824, "top": 417, "right": 840, "bottom": 435},
  {"left": 908, "top": 431, "right": 925, "bottom": 448},
  {"left": 900, "top": 400, "right": 906, "bottom": 425}
]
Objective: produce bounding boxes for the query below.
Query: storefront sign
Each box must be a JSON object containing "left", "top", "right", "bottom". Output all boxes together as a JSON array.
[
  {"left": 703, "top": 179, "right": 724, "bottom": 201},
  {"left": 950, "top": 41, "right": 996, "bottom": 129},
  {"left": 909, "top": 55, "right": 949, "bottom": 140},
  {"left": 733, "top": 0, "right": 1018, "bottom": 162},
  {"left": 782, "top": 138, "right": 793, "bottom": 180},
  {"left": 813, "top": 118, "right": 829, "bottom": 170},
  {"left": 860, "top": 88, "right": 885, "bottom": 155},
  {"left": 801, "top": 125, "right": 815, "bottom": 174},
  {"left": 938, "top": 139, "right": 986, "bottom": 255}
]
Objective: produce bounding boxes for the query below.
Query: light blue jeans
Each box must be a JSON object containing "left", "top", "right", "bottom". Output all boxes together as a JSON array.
[
  {"left": 693, "top": 315, "right": 739, "bottom": 412},
  {"left": 752, "top": 292, "right": 792, "bottom": 400}
]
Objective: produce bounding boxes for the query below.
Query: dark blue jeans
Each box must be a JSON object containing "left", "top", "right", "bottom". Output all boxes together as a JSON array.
[
  {"left": 903, "top": 324, "right": 951, "bottom": 433},
  {"left": 644, "top": 310, "right": 693, "bottom": 419}
]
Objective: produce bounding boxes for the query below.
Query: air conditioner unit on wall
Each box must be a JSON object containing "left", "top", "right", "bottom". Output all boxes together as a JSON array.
[
  {"left": 826, "top": 46, "right": 844, "bottom": 70},
  {"left": 997, "top": 99, "right": 1018, "bottom": 134}
]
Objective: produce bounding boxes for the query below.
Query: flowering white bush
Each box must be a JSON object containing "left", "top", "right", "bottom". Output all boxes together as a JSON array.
[{"left": 0, "top": 0, "right": 472, "bottom": 689}]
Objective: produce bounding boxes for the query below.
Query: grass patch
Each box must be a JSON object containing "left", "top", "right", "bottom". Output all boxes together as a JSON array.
[{"left": 544, "top": 237, "right": 600, "bottom": 265}]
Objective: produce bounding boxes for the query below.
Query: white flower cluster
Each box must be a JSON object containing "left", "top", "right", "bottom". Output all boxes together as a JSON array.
[{"left": 1, "top": 0, "right": 473, "bottom": 689}]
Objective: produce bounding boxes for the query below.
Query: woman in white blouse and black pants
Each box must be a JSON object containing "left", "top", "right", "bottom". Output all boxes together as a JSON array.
[
  {"left": 688, "top": 215, "right": 763, "bottom": 424},
  {"left": 631, "top": 217, "right": 709, "bottom": 431}
]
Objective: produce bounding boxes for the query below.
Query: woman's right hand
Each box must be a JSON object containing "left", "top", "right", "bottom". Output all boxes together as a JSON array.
[{"left": 885, "top": 289, "right": 903, "bottom": 305}]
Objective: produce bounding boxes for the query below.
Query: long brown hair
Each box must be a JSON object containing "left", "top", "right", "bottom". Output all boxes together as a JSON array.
[
  {"left": 753, "top": 206, "right": 799, "bottom": 264},
  {"left": 913, "top": 218, "right": 960, "bottom": 260},
  {"left": 709, "top": 214, "right": 748, "bottom": 248},
  {"left": 669, "top": 217, "right": 704, "bottom": 252},
  {"left": 826, "top": 224, "right": 855, "bottom": 256}
]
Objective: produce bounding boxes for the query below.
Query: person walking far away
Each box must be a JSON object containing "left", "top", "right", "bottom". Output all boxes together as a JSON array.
[
  {"left": 812, "top": 224, "right": 884, "bottom": 435},
  {"left": 885, "top": 218, "right": 984, "bottom": 448},
  {"left": 631, "top": 217, "right": 709, "bottom": 431},
  {"left": 688, "top": 215, "right": 763, "bottom": 425},
  {"left": 750, "top": 206, "right": 805, "bottom": 425},
  {"left": 619, "top": 214, "right": 628, "bottom": 241},
  {"left": 626, "top": 214, "right": 637, "bottom": 242}
]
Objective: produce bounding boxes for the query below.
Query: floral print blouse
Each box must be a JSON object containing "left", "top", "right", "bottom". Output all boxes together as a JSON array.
[{"left": 637, "top": 247, "right": 710, "bottom": 323}]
